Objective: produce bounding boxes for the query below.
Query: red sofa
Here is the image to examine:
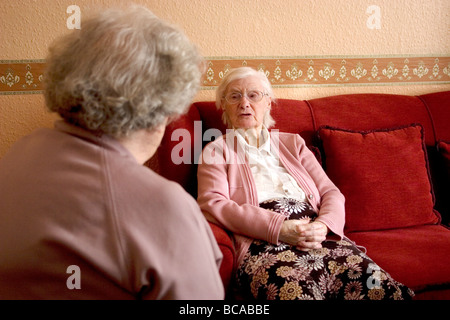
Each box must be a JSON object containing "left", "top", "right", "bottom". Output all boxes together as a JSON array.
[{"left": 147, "top": 91, "right": 450, "bottom": 300}]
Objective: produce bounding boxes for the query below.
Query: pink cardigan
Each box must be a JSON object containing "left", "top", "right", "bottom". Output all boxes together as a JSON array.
[{"left": 197, "top": 131, "right": 346, "bottom": 268}]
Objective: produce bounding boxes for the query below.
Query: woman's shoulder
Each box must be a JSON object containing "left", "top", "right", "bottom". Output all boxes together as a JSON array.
[
  {"left": 113, "top": 161, "right": 197, "bottom": 208},
  {"left": 205, "top": 133, "right": 226, "bottom": 145},
  {"left": 201, "top": 134, "right": 226, "bottom": 154},
  {"left": 271, "top": 131, "right": 305, "bottom": 145}
]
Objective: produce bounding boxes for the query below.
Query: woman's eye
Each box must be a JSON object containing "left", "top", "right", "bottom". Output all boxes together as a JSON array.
[
  {"left": 248, "top": 92, "right": 258, "bottom": 98},
  {"left": 247, "top": 91, "right": 261, "bottom": 100}
]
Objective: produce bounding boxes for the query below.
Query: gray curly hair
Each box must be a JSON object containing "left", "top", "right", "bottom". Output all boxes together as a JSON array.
[{"left": 44, "top": 6, "right": 203, "bottom": 138}]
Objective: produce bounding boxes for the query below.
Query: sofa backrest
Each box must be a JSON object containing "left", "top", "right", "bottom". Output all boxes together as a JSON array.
[
  {"left": 147, "top": 91, "right": 450, "bottom": 220},
  {"left": 308, "top": 93, "right": 437, "bottom": 145}
]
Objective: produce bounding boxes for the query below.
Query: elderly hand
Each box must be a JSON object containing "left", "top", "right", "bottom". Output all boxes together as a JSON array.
[{"left": 279, "top": 219, "right": 328, "bottom": 251}]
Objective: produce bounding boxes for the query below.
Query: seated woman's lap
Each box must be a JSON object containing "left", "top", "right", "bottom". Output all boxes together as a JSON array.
[{"left": 235, "top": 198, "right": 414, "bottom": 300}]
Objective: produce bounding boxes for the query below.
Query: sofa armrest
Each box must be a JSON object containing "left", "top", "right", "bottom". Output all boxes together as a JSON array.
[{"left": 208, "top": 222, "right": 235, "bottom": 291}]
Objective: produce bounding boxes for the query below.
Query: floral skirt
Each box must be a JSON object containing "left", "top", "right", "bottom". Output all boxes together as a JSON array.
[{"left": 235, "top": 198, "right": 414, "bottom": 300}]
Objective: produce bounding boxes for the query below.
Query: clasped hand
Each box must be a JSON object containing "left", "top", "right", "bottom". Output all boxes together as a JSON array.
[{"left": 279, "top": 219, "right": 328, "bottom": 251}]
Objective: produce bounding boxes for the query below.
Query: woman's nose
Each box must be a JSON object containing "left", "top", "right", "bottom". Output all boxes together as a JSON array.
[{"left": 238, "top": 95, "right": 251, "bottom": 107}]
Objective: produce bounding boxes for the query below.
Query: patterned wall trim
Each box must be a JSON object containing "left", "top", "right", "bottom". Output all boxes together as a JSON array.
[
  {"left": 1, "top": 56, "right": 449, "bottom": 95},
  {"left": 0, "top": 60, "right": 46, "bottom": 95},
  {"left": 202, "top": 55, "right": 450, "bottom": 89}
]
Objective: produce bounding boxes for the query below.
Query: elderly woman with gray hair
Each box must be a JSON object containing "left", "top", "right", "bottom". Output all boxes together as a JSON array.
[
  {"left": 197, "top": 67, "right": 413, "bottom": 300},
  {"left": 0, "top": 6, "right": 223, "bottom": 299}
]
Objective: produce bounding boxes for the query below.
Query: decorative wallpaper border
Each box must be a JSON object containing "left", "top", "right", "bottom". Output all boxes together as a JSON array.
[
  {"left": 0, "top": 60, "right": 46, "bottom": 95},
  {"left": 202, "top": 55, "right": 450, "bottom": 88},
  {"left": 1, "top": 55, "right": 449, "bottom": 95}
]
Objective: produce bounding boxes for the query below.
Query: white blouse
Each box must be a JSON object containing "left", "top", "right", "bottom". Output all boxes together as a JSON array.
[{"left": 233, "top": 127, "right": 307, "bottom": 204}]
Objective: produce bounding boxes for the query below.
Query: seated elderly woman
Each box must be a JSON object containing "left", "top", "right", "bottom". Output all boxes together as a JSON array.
[
  {"left": 0, "top": 6, "right": 223, "bottom": 299},
  {"left": 197, "top": 67, "right": 413, "bottom": 300}
]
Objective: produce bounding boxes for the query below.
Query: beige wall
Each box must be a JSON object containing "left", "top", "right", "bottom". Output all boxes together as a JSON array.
[{"left": 1, "top": 0, "right": 449, "bottom": 157}]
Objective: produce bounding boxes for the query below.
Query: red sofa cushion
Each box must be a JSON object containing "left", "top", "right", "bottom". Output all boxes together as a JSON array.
[
  {"left": 347, "top": 225, "right": 450, "bottom": 294},
  {"left": 318, "top": 124, "right": 440, "bottom": 233}
]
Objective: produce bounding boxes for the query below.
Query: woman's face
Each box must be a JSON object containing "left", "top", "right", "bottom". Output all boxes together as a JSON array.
[{"left": 222, "top": 76, "right": 271, "bottom": 132}]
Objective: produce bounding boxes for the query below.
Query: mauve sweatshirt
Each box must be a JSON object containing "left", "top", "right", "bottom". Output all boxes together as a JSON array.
[
  {"left": 0, "top": 121, "right": 224, "bottom": 299},
  {"left": 197, "top": 130, "right": 346, "bottom": 269}
]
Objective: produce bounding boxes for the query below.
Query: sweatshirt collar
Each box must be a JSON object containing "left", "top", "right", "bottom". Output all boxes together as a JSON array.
[{"left": 54, "top": 120, "right": 133, "bottom": 159}]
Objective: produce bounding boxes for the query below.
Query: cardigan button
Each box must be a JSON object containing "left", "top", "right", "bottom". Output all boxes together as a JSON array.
[{"left": 308, "top": 194, "right": 314, "bottom": 200}]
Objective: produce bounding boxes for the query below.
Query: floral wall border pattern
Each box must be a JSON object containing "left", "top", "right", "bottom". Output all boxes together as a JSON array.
[
  {"left": 0, "top": 60, "right": 46, "bottom": 95},
  {"left": 1, "top": 55, "right": 449, "bottom": 94},
  {"left": 202, "top": 55, "right": 450, "bottom": 89}
]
